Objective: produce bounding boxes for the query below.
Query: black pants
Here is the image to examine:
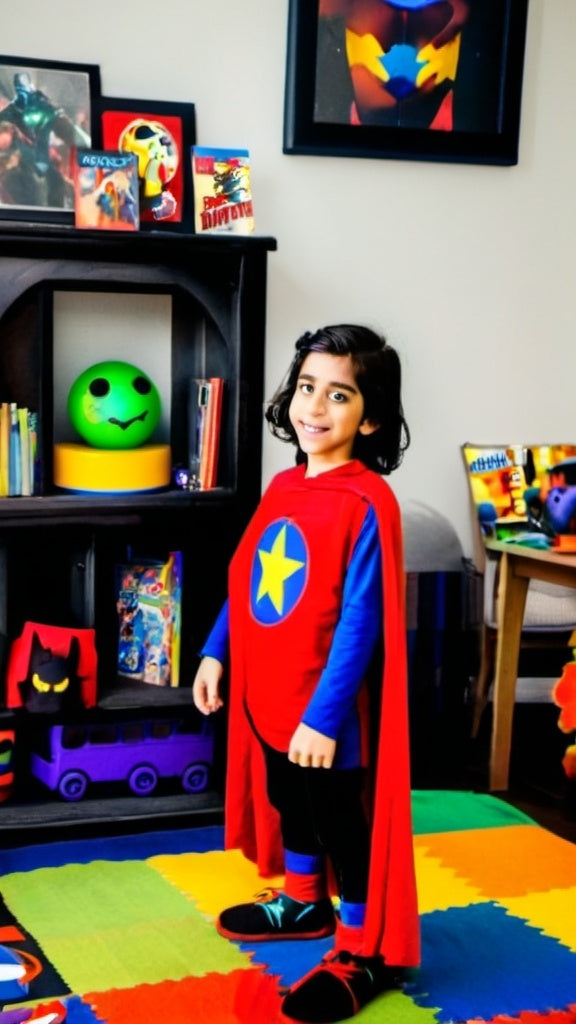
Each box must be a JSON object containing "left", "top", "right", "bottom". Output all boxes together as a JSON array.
[{"left": 262, "top": 740, "right": 371, "bottom": 904}]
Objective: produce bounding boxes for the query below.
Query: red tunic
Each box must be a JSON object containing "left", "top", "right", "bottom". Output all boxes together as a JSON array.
[{"left": 225, "top": 460, "right": 420, "bottom": 967}]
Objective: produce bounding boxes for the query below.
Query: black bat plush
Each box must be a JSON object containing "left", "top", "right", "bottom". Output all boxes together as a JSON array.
[{"left": 18, "top": 631, "right": 83, "bottom": 713}]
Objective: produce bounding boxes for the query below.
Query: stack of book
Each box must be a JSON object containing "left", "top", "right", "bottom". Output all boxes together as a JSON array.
[
  {"left": 188, "top": 377, "right": 224, "bottom": 490},
  {"left": 0, "top": 403, "right": 38, "bottom": 497}
]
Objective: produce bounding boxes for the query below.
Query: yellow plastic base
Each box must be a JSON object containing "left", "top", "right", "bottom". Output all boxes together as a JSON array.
[{"left": 53, "top": 443, "right": 171, "bottom": 493}]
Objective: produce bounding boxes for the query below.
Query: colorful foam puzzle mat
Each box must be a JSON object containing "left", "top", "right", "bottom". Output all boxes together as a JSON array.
[{"left": 0, "top": 790, "right": 575, "bottom": 1023}]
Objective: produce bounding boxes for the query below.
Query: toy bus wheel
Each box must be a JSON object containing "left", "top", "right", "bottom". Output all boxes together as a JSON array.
[
  {"left": 58, "top": 770, "right": 88, "bottom": 801},
  {"left": 182, "top": 763, "right": 209, "bottom": 793},
  {"left": 129, "top": 764, "right": 158, "bottom": 795}
]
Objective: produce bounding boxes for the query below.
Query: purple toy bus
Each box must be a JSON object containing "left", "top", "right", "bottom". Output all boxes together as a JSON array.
[{"left": 30, "top": 716, "right": 214, "bottom": 801}]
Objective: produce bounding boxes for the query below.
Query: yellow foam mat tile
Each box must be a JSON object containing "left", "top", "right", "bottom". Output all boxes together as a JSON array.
[
  {"left": 413, "top": 844, "right": 484, "bottom": 914},
  {"left": 414, "top": 825, "right": 576, "bottom": 898},
  {"left": 499, "top": 886, "right": 576, "bottom": 953},
  {"left": 149, "top": 849, "right": 285, "bottom": 918}
]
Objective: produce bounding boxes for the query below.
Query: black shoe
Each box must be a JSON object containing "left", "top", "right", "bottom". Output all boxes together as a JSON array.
[
  {"left": 216, "top": 889, "right": 336, "bottom": 942},
  {"left": 281, "top": 949, "right": 402, "bottom": 1022}
]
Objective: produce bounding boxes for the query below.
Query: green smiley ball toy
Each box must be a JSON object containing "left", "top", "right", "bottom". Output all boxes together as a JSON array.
[{"left": 68, "top": 360, "right": 162, "bottom": 450}]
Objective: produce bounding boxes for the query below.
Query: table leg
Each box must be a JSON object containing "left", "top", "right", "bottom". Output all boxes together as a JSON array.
[{"left": 490, "top": 552, "right": 529, "bottom": 791}]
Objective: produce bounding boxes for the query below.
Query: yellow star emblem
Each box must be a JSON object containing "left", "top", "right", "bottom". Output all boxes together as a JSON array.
[{"left": 256, "top": 523, "right": 305, "bottom": 615}]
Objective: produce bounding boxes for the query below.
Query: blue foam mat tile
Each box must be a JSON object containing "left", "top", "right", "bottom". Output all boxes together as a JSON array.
[
  {"left": 237, "top": 935, "right": 335, "bottom": 988},
  {"left": 0, "top": 825, "right": 225, "bottom": 874},
  {"left": 405, "top": 901, "right": 576, "bottom": 1022}
]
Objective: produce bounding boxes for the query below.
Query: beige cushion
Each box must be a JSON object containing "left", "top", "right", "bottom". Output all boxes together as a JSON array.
[{"left": 484, "top": 556, "right": 576, "bottom": 630}]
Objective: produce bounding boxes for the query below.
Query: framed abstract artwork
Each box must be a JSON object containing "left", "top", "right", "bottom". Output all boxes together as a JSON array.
[
  {"left": 0, "top": 54, "right": 101, "bottom": 222},
  {"left": 283, "top": 0, "right": 529, "bottom": 165},
  {"left": 100, "top": 96, "right": 196, "bottom": 231}
]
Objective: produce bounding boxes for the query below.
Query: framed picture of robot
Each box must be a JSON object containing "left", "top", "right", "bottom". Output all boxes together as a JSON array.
[
  {"left": 0, "top": 54, "right": 101, "bottom": 222},
  {"left": 283, "top": 0, "right": 529, "bottom": 166},
  {"left": 99, "top": 97, "right": 196, "bottom": 231}
]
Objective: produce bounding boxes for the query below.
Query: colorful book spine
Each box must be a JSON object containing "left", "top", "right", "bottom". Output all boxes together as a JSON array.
[
  {"left": 18, "top": 406, "right": 31, "bottom": 496},
  {"left": 28, "top": 411, "right": 38, "bottom": 494},
  {"left": 9, "top": 403, "right": 21, "bottom": 497},
  {"left": 0, "top": 403, "right": 9, "bottom": 497}
]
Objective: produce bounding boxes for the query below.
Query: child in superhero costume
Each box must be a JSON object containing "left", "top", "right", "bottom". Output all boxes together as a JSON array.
[{"left": 193, "top": 324, "right": 419, "bottom": 1022}]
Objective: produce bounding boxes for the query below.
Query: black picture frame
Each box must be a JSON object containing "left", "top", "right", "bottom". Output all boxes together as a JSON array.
[
  {"left": 99, "top": 96, "right": 196, "bottom": 232},
  {"left": 0, "top": 54, "right": 101, "bottom": 223},
  {"left": 283, "top": 0, "right": 529, "bottom": 166}
]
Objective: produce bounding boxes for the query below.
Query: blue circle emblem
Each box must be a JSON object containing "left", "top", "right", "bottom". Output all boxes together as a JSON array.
[{"left": 250, "top": 519, "right": 308, "bottom": 624}]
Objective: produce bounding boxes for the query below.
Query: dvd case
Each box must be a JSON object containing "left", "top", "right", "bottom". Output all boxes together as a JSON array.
[
  {"left": 74, "top": 149, "right": 139, "bottom": 230},
  {"left": 191, "top": 146, "right": 254, "bottom": 234}
]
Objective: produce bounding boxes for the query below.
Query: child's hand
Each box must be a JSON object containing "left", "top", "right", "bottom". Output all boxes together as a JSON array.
[
  {"left": 192, "top": 656, "right": 224, "bottom": 715},
  {"left": 288, "top": 722, "right": 336, "bottom": 769}
]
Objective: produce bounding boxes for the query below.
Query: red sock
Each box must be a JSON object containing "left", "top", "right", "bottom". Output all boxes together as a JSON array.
[
  {"left": 334, "top": 919, "right": 365, "bottom": 956},
  {"left": 284, "top": 869, "right": 328, "bottom": 903}
]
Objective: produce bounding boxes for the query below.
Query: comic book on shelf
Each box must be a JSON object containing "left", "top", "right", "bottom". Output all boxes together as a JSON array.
[
  {"left": 191, "top": 146, "right": 254, "bottom": 234},
  {"left": 116, "top": 551, "right": 183, "bottom": 686},
  {"left": 73, "top": 149, "right": 139, "bottom": 231},
  {"left": 463, "top": 442, "right": 576, "bottom": 548}
]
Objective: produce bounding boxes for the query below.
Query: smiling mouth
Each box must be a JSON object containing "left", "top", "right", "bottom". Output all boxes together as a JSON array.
[
  {"left": 302, "top": 423, "right": 327, "bottom": 434},
  {"left": 108, "top": 411, "right": 148, "bottom": 431}
]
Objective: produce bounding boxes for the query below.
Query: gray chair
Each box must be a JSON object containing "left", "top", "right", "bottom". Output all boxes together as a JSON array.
[
  {"left": 400, "top": 499, "right": 468, "bottom": 786},
  {"left": 401, "top": 499, "right": 463, "bottom": 574}
]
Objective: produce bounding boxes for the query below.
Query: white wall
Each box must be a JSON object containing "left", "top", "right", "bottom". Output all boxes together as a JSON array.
[{"left": 4, "top": 0, "right": 575, "bottom": 556}]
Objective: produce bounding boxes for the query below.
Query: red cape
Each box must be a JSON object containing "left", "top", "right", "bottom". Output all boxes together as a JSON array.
[{"left": 225, "top": 461, "right": 420, "bottom": 967}]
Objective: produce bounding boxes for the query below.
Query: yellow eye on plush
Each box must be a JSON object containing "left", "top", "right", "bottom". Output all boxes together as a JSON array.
[
  {"left": 32, "top": 673, "right": 51, "bottom": 693},
  {"left": 53, "top": 678, "right": 69, "bottom": 693}
]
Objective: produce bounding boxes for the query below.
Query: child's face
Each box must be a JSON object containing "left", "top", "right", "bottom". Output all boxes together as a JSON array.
[{"left": 289, "top": 351, "right": 377, "bottom": 475}]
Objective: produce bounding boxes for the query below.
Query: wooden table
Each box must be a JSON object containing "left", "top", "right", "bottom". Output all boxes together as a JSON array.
[{"left": 484, "top": 539, "right": 576, "bottom": 791}]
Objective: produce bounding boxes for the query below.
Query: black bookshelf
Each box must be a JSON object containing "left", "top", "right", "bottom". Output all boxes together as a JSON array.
[{"left": 0, "top": 223, "right": 276, "bottom": 837}]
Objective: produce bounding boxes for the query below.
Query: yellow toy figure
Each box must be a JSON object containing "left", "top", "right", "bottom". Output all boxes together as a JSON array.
[{"left": 119, "top": 118, "right": 178, "bottom": 221}]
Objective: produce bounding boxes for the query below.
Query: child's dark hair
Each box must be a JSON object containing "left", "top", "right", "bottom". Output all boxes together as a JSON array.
[{"left": 265, "top": 323, "right": 410, "bottom": 475}]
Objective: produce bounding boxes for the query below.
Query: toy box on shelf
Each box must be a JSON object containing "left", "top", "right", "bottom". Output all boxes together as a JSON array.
[{"left": 116, "top": 551, "right": 182, "bottom": 687}]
